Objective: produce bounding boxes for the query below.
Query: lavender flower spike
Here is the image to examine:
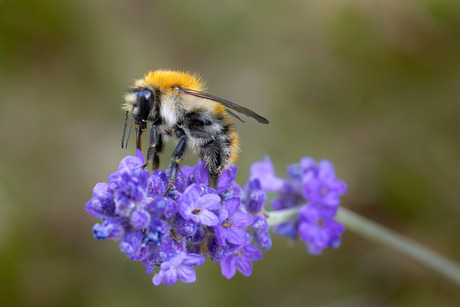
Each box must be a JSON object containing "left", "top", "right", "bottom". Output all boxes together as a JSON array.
[{"left": 86, "top": 149, "right": 350, "bottom": 286}]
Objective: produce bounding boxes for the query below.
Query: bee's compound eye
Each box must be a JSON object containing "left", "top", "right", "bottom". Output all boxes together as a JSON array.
[
  {"left": 136, "top": 90, "right": 152, "bottom": 101},
  {"left": 135, "top": 89, "right": 153, "bottom": 122}
]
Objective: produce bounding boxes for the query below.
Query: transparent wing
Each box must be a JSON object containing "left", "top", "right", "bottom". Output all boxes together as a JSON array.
[
  {"left": 225, "top": 108, "right": 245, "bottom": 123},
  {"left": 175, "top": 87, "right": 269, "bottom": 124}
]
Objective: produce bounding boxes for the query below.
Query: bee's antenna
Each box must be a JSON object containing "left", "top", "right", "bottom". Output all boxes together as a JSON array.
[
  {"left": 124, "top": 110, "right": 135, "bottom": 149},
  {"left": 121, "top": 110, "right": 129, "bottom": 148}
]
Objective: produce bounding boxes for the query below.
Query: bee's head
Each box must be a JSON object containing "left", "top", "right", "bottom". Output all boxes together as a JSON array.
[
  {"left": 122, "top": 88, "right": 156, "bottom": 149},
  {"left": 132, "top": 89, "right": 155, "bottom": 125}
]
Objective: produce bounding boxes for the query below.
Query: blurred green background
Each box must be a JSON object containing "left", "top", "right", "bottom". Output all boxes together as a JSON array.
[{"left": 1, "top": 0, "right": 460, "bottom": 306}]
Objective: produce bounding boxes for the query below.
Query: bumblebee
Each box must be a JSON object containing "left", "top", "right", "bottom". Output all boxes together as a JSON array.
[{"left": 121, "top": 70, "right": 268, "bottom": 192}]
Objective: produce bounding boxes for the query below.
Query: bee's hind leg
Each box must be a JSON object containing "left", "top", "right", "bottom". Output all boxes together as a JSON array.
[
  {"left": 188, "top": 128, "right": 221, "bottom": 189},
  {"left": 200, "top": 141, "right": 224, "bottom": 190},
  {"left": 208, "top": 172, "right": 220, "bottom": 190}
]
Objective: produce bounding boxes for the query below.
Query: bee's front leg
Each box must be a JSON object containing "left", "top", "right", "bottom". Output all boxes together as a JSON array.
[{"left": 135, "top": 121, "right": 147, "bottom": 151}]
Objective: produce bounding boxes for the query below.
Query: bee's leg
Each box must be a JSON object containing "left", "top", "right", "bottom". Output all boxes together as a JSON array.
[
  {"left": 135, "top": 121, "right": 147, "bottom": 151},
  {"left": 143, "top": 125, "right": 163, "bottom": 170},
  {"left": 164, "top": 135, "right": 188, "bottom": 196},
  {"left": 199, "top": 141, "right": 224, "bottom": 190},
  {"left": 188, "top": 129, "right": 221, "bottom": 189},
  {"left": 208, "top": 172, "right": 220, "bottom": 190}
]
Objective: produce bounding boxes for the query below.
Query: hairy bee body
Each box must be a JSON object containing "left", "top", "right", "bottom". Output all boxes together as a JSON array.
[{"left": 122, "top": 70, "right": 267, "bottom": 191}]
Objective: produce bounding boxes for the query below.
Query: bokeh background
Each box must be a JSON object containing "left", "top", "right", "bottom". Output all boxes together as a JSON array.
[{"left": 1, "top": 0, "right": 460, "bottom": 306}]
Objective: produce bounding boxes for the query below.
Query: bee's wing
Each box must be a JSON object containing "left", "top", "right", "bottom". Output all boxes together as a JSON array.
[
  {"left": 225, "top": 108, "right": 246, "bottom": 123},
  {"left": 175, "top": 87, "right": 269, "bottom": 124}
]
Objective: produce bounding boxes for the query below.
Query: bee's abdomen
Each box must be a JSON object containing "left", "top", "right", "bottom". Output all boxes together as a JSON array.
[
  {"left": 223, "top": 122, "right": 239, "bottom": 165},
  {"left": 185, "top": 111, "right": 239, "bottom": 173}
]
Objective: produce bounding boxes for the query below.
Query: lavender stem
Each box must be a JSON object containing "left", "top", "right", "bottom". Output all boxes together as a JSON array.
[{"left": 267, "top": 206, "right": 460, "bottom": 287}]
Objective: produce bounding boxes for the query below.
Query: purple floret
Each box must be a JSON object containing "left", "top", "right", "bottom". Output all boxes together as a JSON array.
[
  {"left": 120, "top": 229, "right": 143, "bottom": 258},
  {"left": 220, "top": 244, "right": 263, "bottom": 279},
  {"left": 178, "top": 184, "right": 220, "bottom": 226},
  {"left": 214, "top": 197, "right": 254, "bottom": 246},
  {"left": 242, "top": 178, "right": 267, "bottom": 214},
  {"left": 298, "top": 204, "right": 345, "bottom": 255},
  {"left": 130, "top": 209, "right": 151, "bottom": 229},
  {"left": 146, "top": 196, "right": 177, "bottom": 220},
  {"left": 152, "top": 252, "right": 205, "bottom": 286},
  {"left": 85, "top": 183, "right": 115, "bottom": 218},
  {"left": 250, "top": 215, "right": 272, "bottom": 250},
  {"left": 92, "top": 219, "right": 125, "bottom": 240},
  {"left": 173, "top": 216, "right": 198, "bottom": 237},
  {"left": 302, "top": 160, "right": 347, "bottom": 207},
  {"left": 146, "top": 171, "right": 167, "bottom": 196},
  {"left": 189, "top": 160, "right": 238, "bottom": 194},
  {"left": 250, "top": 156, "right": 285, "bottom": 192}
]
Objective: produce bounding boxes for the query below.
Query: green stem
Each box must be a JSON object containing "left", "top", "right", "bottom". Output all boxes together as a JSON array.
[{"left": 267, "top": 206, "right": 460, "bottom": 287}]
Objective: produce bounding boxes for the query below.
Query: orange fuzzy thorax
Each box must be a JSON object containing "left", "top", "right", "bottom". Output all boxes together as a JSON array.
[{"left": 137, "top": 70, "right": 205, "bottom": 92}]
